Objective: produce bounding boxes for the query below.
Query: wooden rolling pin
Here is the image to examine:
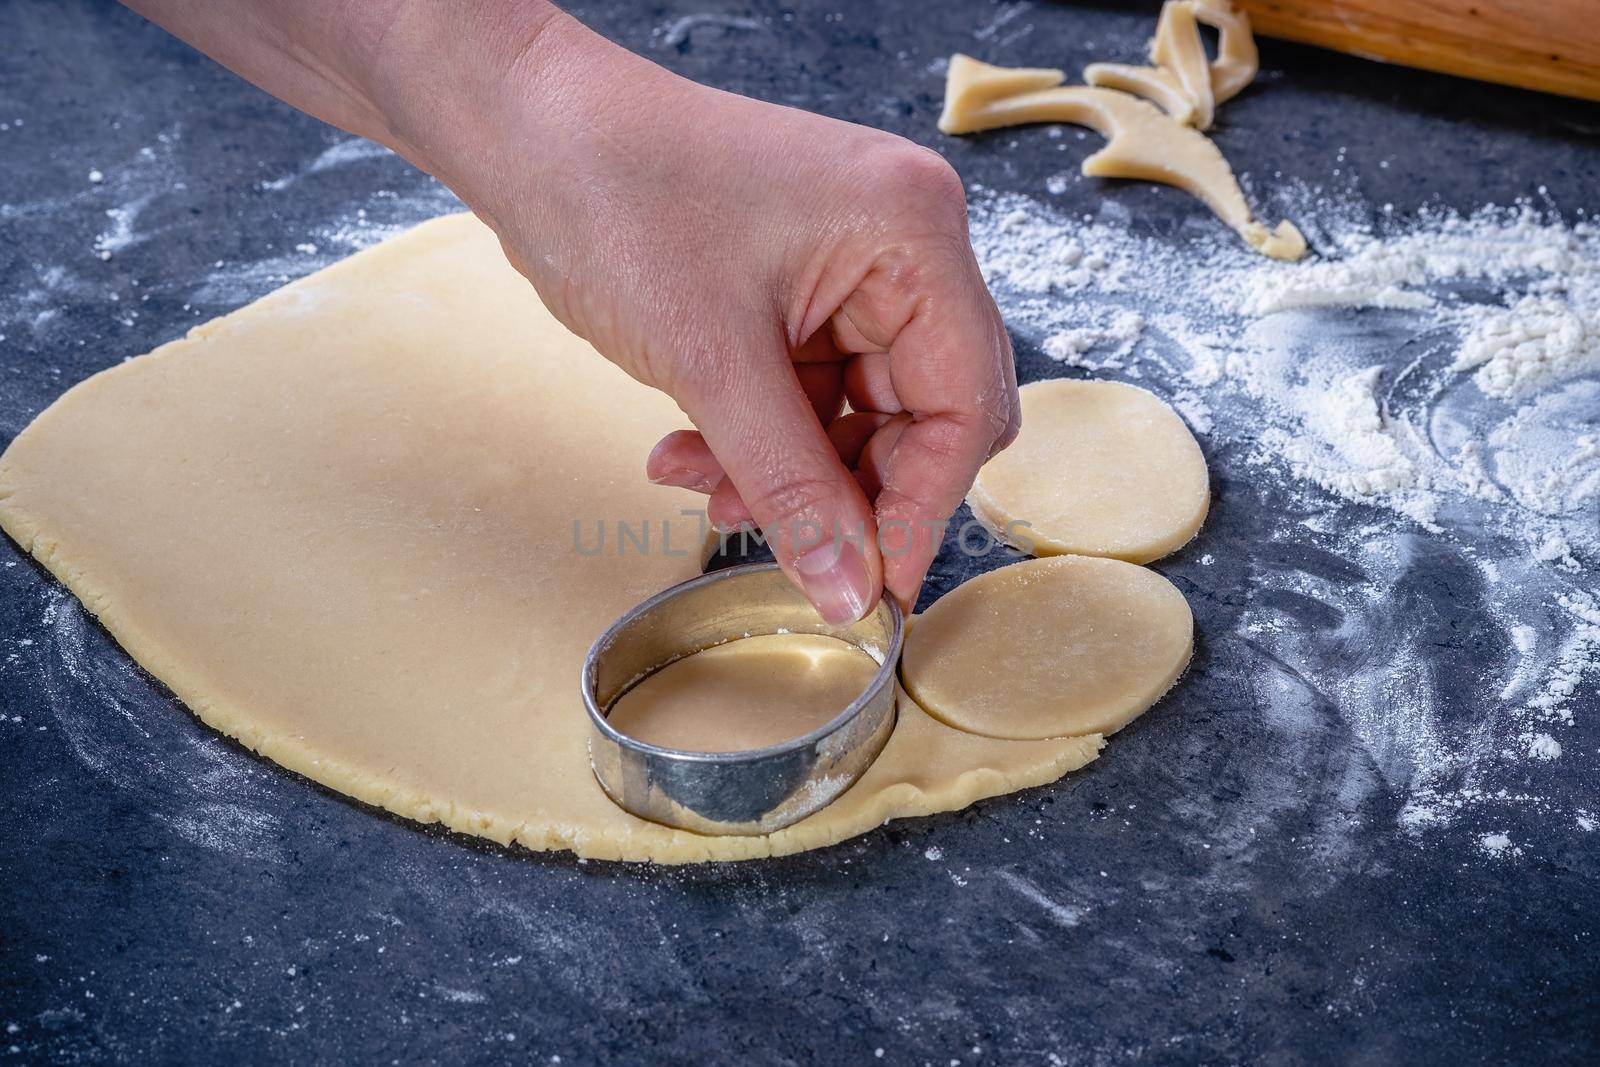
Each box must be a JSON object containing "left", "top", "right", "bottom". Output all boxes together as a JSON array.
[{"left": 1237, "top": 0, "right": 1600, "bottom": 102}]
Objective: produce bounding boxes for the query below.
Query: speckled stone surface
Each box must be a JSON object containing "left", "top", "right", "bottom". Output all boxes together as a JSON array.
[{"left": 1, "top": 2, "right": 1597, "bottom": 1063}]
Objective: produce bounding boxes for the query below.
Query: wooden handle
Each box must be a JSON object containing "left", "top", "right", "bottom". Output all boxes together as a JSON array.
[{"left": 1237, "top": 0, "right": 1600, "bottom": 102}]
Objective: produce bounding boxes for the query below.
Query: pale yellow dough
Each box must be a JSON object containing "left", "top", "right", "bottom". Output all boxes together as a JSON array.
[
  {"left": 940, "top": 0, "right": 1304, "bottom": 261},
  {"left": 0, "top": 213, "right": 1103, "bottom": 864},
  {"left": 938, "top": 54, "right": 1065, "bottom": 132},
  {"left": 901, "top": 556, "right": 1194, "bottom": 741},
  {"left": 606, "top": 633, "right": 878, "bottom": 753},
  {"left": 1085, "top": 1, "right": 1259, "bottom": 128},
  {"left": 968, "top": 379, "right": 1210, "bottom": 563},
  {"left": 940, "top": 60, "right": 1304, "bottom": 260},
  {"left": 1081, "top": 62, "right": 1200, "bottom": 126},
  {"left": 1148, "top": 0, "right": 1216, "bottom": 129}
]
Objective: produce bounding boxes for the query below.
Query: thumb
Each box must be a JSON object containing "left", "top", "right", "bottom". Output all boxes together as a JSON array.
[{"left": 675, "top": 346, "right": 883, "bottom": 626}]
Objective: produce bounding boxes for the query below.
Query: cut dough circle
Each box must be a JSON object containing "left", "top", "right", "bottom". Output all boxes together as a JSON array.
[
  {"left": 606, "top": 633, "right": 878, "bottom": 753},
  {"left": 969, "top": 378, "right": 1210, "bottom": 563},
  {"left": 0, "top": 214, "right": 1104, "bottom": 864},
  {"left": 901, "top": 555, "right": 1194, "bottom": 741}
]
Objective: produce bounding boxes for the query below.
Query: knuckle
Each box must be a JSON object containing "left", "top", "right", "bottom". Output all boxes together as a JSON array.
[
  {"left": 860, "top": 139, "right": 967, "bottom": 219},
  {"left": 751, "top": 470, "right": 837, "bottom": 526},
  {"left": 894, "top": 145, "right": 967, "bottom": 212}
]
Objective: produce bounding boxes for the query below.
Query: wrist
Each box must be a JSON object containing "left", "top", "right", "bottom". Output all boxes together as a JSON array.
[{"left": 364, "top": 4, "right": 654, "bottom": 214}]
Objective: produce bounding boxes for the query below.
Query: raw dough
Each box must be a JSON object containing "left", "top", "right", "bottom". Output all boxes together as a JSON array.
[
  {"left": 938, "top": 54, "right": 1065, "bottom": 132},
  {"left": 943, "top": 71, "right": 1303, "bottom": 260},
  {"left": 0, "top": 213, "right": 1102, "bottom": 864},
  {"left": 901, "top": 556, "right": 1194, "bottom": 741},
  {"left": 606, "top": 633, "right": 878, "bottom": 753},
  {"left": 1085, "top": 1, "right": 1259, "bottom": 127},
  {"left": 1081, "top": 62, "right": 1200, "bottom": 127},
  {"left": 1194, "top": 0, "right": 1260, "bottom": 104},
  {"left": 940, "top": 0, "right": 1303, "bottom": 260},
  {"left": 1149, "top": 0, "right": 1217, "bottom": 129},
  {"left": 939, "top": 64, "right": 1304, "bottom": 259},
  {"left": 968, "top": 379, "right": 1211, "bottom": 563}
]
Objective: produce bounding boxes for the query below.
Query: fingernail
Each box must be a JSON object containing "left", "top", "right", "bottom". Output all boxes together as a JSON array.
[
  {"left": 649, "top": 467, "right": 720, "bottom": 493},
  {"left": 794, "top": 539, "right": 872, "bottom": 625}
]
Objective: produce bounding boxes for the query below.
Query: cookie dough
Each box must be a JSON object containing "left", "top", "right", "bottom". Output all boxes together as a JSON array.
[
  {"left": 939, "top": 65, "right": 1304, "bottom": 259},
  {"left": 901, "top": 556, "right": 1194, "bottom": 741},
  {"left": 0, "top": 213, "right": 1103, "bottom": 864},
  {"left": 968, "top": 379, "right": 1210, "bottom": 563},
  {"left": 606, "top": 633, "right": 879, "bottom": 753},
  {"left": 1081, "top": 62, "right": 1200, "bottom": 126},
  {"left": 938, "top": 54, "right": 1066, "bottom": 132},
  {"left": 940, "top": 0, "right": 1303, "bottom": 260},
  {"left": 1148, "top": 0, "right": 1217, "bottom": 129},
  {"left": 1085, "top": 1, "right": 1260, "bottom": 127}
]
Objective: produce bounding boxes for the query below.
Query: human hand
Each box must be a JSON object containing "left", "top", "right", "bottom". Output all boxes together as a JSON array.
[{"left": 423, "top": 16, "right": 1017, "bottom": 623}]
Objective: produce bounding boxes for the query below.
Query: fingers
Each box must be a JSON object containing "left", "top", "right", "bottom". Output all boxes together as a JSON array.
[
  {"left": 646, "top": 430, "right": 725, "bottom": 493},
  {"left": 855, "top": 260, "right": 1018, "bottom": 608},
  {"left": 648, "top": 407, "right": 890, "bottom": 521},
  {"left": 794, "top": 361, "right": 845, "bottom": 425},
  {"left": 673, "top": 335, "right": 883, "bottom": 626},
  {"left": 842, "top": 351, "right": 901, "bottom": 415},
  {"left": 873, "top": 413, "right": 987, "bottom": 607},
  {"left": 855, "top": 412, "right": 911, "bottom": 501},
  {"left": 826, "top": 410, "right": 896, "bottom": 469}
]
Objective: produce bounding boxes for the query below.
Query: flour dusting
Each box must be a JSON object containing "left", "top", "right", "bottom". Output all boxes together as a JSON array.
[{"left": 967, "top": 186, "right": 1599, "bottom": 858}]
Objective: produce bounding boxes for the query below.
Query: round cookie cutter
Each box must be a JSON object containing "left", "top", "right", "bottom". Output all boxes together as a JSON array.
[{"left": 583, "top": 561, "right": 902, "bottom": 836}]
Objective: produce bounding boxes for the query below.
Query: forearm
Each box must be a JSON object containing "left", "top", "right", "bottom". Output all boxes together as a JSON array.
[{"left": 118, "top": 1, "right": 627, "bottom": 200}]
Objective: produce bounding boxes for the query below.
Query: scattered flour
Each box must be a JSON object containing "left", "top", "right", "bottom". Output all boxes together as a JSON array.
[
  {"left": 1455, "top": 292, "right": 1600, "bottom": 398},
  {"left": 1479, "top": 832, "right": 1514, "bottom": 857},
  {"left": 1527, "top": 733, "right": 1563, "bottom": 761},
  {"left": 1043, "top": 309, "right": 1144, "bottom": 368},
  {"left": 966, "top": 187, "right": 1599, "bottom": 858}
]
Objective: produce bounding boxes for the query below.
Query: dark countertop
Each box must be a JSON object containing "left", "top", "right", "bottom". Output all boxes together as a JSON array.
[{"left": 2, "top": 2, "right": 1597, "bottom": 1064}]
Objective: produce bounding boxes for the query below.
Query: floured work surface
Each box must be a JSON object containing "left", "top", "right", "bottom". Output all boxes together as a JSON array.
[{"left": 0, "top": 213, "right": 1101, "bottom": 863}]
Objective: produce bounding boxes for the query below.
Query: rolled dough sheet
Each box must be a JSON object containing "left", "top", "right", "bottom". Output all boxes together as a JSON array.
[
  {"left": 605, "top": 633, "right": 879, "bottom": 753},
  {"left": 901, "top": 555, "right": 1194, "bottom": 741},
  {"left": 0, "top": 213, "right": 1102, "bottom": 864},
  {"left": 968, "top": 379, "right": 1211, "bottom": 563}
]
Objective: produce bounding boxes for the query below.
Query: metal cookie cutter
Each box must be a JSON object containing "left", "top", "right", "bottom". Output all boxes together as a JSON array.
[{"left": 583, "top": 561, "right": 902, "bottom": 836}]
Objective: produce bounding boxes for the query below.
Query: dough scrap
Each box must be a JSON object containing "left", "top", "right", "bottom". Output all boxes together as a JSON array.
[
  {"left": 901, "top": 556, "right": 1194, "bottom": 741},
  {"left": 1149, "top": 0, "right": 1217, "bottom": 129},
  {"left": 1082, "top": 62, "right": 1198, "bottom": 126},
  {"left": 939, "top": 72, "right": 1304, "bottom": 259},
  {"left": 1086, "top": 2, "right": 1259, "bottom": 127},
  {"left": 0, "top": 213, "right": 1103, "bottom": 864},
  {"left": 937, "top": 53, "right": 1067, "bottom": 134},
  {"left": 941, "top": 0, "right": 1301, "bottom": 260},
  {"left": 606, "top": 633, "right": 878, "bottom": 753},
  {"left": 1194, "top": 0, "right": 1260, "bottom": 104},
  {"left": 968, "top": 379, "right": 1210, "bottom": 563}
]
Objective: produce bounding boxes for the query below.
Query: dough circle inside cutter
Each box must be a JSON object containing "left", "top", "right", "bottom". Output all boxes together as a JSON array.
[
  {"left": 968, "top": 378, "right": 1210, "bottom": 564},
  {"left": 901, "top": 555, "right": 1194, "bottom": 741},
  {"left": 605, "top": 633, "right": 880, "bottom": 753}
]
